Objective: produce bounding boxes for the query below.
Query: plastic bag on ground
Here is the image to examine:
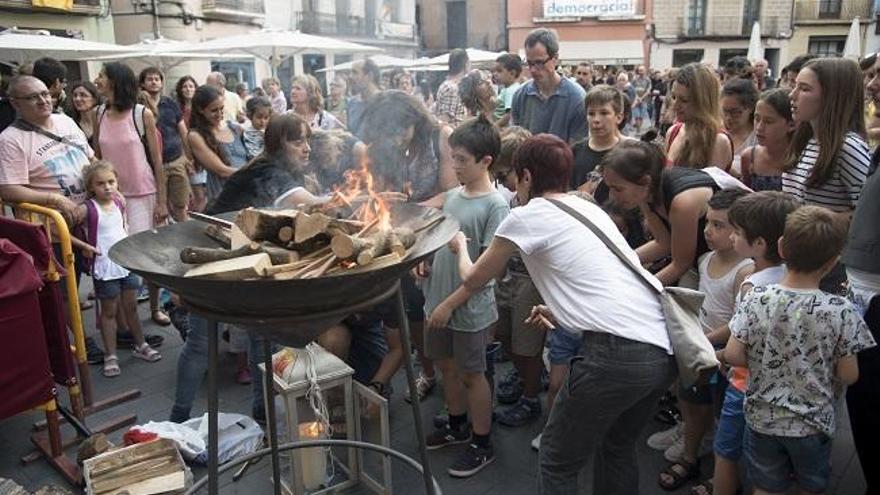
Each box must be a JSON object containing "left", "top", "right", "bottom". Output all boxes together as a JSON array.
[{"left": 184, "top": 413, "right": 265, "bottom": 465}]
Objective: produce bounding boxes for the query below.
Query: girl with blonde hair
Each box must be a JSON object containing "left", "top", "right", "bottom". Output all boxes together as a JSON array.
[
  {"left": 666, "top": 63, "right": 733, "bottom": 170},
  {"left": 289, "top": 74, "right": 345, "bottom": 131}
]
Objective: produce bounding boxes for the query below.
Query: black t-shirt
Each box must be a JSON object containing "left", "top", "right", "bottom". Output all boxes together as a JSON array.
[
  {"left": 207, "top": 156, "right": 305, "bottom": 214},
  {"left": 570, "top": 139, "right": 610, "bottom": 190},
  {"left": 157, "top": 96, "right": 184, "bottom": 163}
]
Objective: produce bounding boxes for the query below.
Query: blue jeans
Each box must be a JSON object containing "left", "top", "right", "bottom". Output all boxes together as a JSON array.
[
  {"left": 539, "top": 331, "right": 676, "bottom": 495},
  {"left": 170, "top": 313, "right": 268, "bottom": 423}
]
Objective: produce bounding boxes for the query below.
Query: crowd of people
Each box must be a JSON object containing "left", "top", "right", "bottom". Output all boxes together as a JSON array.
[{"left": 1, "top": 25, "right": 879, "bottom": 494}]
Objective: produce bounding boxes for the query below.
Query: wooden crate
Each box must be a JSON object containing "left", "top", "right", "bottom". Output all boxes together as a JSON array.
[{"left": 83, "top": 439, "right": 187, "bottom": 495}]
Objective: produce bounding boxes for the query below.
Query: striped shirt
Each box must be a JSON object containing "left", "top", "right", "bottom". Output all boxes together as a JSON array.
[{"left": 782, "top": 132, "right": 871, "bottom": 211}]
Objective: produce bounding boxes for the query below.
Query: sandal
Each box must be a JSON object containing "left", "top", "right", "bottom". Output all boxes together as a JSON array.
[
  {"left": 151, "top": 308, "right": 171, "bottom": 326},
  {"left": 691, "top": 478, "right": 713, "bottom": 495},
  {"left": 659, "top": 459, "right": 700, "bottom": 491},
  {"left": 133, "top": 343, "right": 162, "bottom": 362},
  {"left": 102, "top": 355, "right": 121, "bottom": 377}
]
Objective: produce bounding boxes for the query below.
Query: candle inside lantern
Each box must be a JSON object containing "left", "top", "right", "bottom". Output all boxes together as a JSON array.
[{"left": 298, "top": 421, "right": 327, "bottom": 490}]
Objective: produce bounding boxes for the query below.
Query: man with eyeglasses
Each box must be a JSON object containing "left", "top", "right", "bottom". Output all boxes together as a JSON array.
[
  {"left": 511, "top": 28, "right": 587, "bottom": 144},
  {"left": 0, "top": 75, "right": 91, "bottom": 224}
]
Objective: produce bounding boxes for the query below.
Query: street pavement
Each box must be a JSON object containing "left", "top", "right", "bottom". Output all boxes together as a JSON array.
[{"left": 0, "top": 285, "right": 867, "bottom": 494}]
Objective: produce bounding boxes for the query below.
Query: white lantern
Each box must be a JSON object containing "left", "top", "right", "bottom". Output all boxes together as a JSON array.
[{"left": 261, "top": 343, "right": 391, "bottom": 494}]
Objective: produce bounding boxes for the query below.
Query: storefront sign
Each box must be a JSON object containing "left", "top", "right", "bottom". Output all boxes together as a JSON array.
[{"left": 543, "top": 0, "right": 636, "bottom": 17}]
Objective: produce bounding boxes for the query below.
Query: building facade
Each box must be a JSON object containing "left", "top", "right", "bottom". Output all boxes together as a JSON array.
[
  {"left": 0, "top": 0, "right": 116, "bottom": 81},
  {"left": 417, "top": 0, "right": 507, "bottom": 53},
  {"left": 651, "top": 0, "right": 793, "bottom": 73},
  {"left": 789, "top": 0, "right": 873, "bottom": 58},
  {"left": 507, "top": 0, "right": 649, "bottom": 66},
  {"left": 109, "top": 0, "right": 267, "bottom": 94}
]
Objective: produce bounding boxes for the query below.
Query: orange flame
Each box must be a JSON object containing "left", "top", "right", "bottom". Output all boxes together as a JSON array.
[{"left": 329, "top": 149, "right": 391, "bottom": 230}]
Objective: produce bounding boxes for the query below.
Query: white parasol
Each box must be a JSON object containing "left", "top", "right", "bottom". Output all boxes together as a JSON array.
[
  {"left": 0, "top": 29, "right": 134, "bottom": 65},
  {"left": 408, "top": 48, "right": 506, "bottom": 68},
  {"left": 843, "top": 17, "right": 862, "bottom": 60},
  {"left": 746, "top": 22, "right": 763, "bottom": 62},
  {"left": 162, "top": 29, "right": 382, "bottom": 76}
]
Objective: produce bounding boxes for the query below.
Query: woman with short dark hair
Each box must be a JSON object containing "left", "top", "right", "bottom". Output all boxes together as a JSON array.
[{"left": 427, "top": 133, "right": 675, "bottom": 494}]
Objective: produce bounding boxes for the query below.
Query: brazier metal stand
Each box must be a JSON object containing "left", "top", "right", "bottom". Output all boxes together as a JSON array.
[{"left": 183, "top": 281, "right": 437, "bottom": 495}]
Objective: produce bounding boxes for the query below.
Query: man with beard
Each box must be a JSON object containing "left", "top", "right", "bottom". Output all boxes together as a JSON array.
[{"left": 346, "top": 58, "right": 382, "bottom": 137}]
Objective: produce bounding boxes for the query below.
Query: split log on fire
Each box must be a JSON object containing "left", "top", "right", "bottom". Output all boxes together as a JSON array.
[
  {"left": 330, "top": 227, "right": 416, "bottom": 265},
  {"left": 294, "top": 211, "right": 362, "bottom": 243},
  {"left": 183, "top": 253, "right": 272, "bottom": 280},
  {"left": 234, "top": 208, "right": 298, "bottom": 243}
]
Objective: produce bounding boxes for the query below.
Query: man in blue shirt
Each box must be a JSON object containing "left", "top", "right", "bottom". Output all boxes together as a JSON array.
[{"left": 511, "top": 28, "right": 587, "bottom": 144}]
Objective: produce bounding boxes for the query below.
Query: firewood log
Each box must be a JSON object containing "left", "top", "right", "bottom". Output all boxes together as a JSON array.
[
  {"left": 234, "top": 208, "right": 297, "bottom": 243},
  {"left": 388, "top": 228, "right": 415, "bottom": 257},
  {"left": 260, "top": 243, "right": 300, "bottom": 264},
  {"left": 203, "top": 224, "right": 232, "bottom": 248},
  {"left": 294, "top": 211, "right": 362, "bottom": 243},
  {"left": 180, "top": 242, "right": 262, "bottom": 264},
  {"left": 183, "top": 253, "right": 272, "bottom": 280},
  {"left": 331, "top": 227, "right": 415, "bottom": 265}
]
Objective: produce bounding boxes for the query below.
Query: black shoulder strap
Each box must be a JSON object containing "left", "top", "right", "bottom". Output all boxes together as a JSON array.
[
  {"left": 546, "top": 197, "right": 661, "bottom": 295},
  {"left": 12, "top": 118, "right": 87, "bottom": 154}
]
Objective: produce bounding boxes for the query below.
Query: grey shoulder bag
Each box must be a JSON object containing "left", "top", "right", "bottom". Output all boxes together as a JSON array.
[{"left": 546, "top": 198, "right": 718, "bottom": 388}]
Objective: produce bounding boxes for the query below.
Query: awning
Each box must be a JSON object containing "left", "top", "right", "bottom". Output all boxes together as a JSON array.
[{"left": 558, "top": 40, "right": 644, "bottom": 65}]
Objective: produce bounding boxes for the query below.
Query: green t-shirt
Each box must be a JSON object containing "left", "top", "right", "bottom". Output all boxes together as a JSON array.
[
  {"left": 423, "top": 187, "right": 510, "bottom": 331},
  {"left": 494, "top": 81, "right": 522, "bottom": 120}
]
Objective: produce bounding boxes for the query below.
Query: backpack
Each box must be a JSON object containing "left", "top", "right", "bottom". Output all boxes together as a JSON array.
[{"left": 96, "top": 103, "right": 163, "bottom": 166}]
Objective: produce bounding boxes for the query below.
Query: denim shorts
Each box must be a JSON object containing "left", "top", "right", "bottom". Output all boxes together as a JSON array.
[
  {"left": 93, "top": 272, "right": 141, "bottom": 300},
  {"left": 745, "top": 427, "right": 832, "bottom": 494},
  {"left": 547, "top": 327, "right": 584, "bottom": 365},
  {"left": 714, "top": 385, "right": 746, "bottom": 460}
]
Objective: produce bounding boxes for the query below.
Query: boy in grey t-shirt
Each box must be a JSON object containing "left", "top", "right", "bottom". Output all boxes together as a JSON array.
[
  {"left": 724, "top": 206, "right": 875, "bottom": 494},
  {"left": 420, "top": 116, "right": 509, "bottom": 478}
]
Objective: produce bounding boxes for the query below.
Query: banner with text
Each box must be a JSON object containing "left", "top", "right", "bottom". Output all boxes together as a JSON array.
[{"left": 543, "top": 0, "right": 636, "bottom": 17}]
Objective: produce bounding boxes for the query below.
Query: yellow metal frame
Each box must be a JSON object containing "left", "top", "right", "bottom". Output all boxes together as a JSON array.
[{"left": 10, "top": 203, "right": 89, "bottom": 408}]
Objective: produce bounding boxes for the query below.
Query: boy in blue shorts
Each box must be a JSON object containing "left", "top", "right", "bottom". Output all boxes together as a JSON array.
[
  {"left": 724, "top": 206, "right": 875, "bottom": 495},
  {"left": 421, "top": 116, "right": 510, "bottom": 478}
]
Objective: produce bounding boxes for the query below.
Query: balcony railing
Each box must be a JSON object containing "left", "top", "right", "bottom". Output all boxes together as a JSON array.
[
  {"left": 0, "top": 0, "right": 101, "bottom": 15},
  {"left": 295, "top": 11, "right": 416, "bottom": 41},
  {"left": 295, "top": 11, "right": 369, "bottom": 37},
  {"left": 676, "top": 15, "right": 788, "bottom": 37},
  {"left": 795, "top": 0, "right": 871, "bottom": 21},
  {"left": 202, "top": 0, "right": 264, "bottom": 21}
]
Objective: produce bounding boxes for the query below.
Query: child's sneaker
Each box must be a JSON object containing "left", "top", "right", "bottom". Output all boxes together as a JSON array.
[
  {"left": 496, "top": 378, "right": 523, "bottom": 405},
  {"left": 426, "top": 424, "right": 471, "bottom": 450},
  {"left": 447, "top": 443, "right": 495, "bottom": 478},
  {"left": 497, "top": 397, "right": 541, "bottom": 427},
  {"left": 663, "top": 429, "right": 713, "bottom": 462},
  {"left": 647, "top": 422, "right": 684, "bottom": 451}
]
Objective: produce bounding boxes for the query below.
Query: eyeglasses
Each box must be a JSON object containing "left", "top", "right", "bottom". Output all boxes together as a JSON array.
[
  {"left": 526, "top": 57, "right": 553, "bottom": 68},
  {"left": 12, "top": 91, "right": 52, "bottom": 104}
]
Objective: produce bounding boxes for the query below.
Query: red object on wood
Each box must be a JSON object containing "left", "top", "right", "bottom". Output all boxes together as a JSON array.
[{"left": 0, "top": 238, "right": 55, "bottom": 420}]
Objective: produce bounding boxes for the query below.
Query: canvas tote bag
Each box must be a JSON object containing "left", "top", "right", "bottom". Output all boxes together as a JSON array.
[{"left": 547, "top": 198, "right": 719, "bottom": 388}]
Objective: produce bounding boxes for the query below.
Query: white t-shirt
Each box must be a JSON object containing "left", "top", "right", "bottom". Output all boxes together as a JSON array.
[
  {"left": 495, "top": 195, "right": 672, "bottom": 353},
  {"left": 0, "top": 113, "right": 92, "bottom": 202}
]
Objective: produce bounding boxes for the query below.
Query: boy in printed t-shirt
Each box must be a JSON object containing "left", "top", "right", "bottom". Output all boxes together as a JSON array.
[
  {"left": 724, "top": 206, "right": 876, "bottom": 495},
  {"left": 420, "top": 116, "right": 510, "bottom": 478}
]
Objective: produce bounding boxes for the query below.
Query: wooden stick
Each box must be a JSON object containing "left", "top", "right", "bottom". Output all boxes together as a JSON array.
[
  {"left": 277, "top": 226, "right": 294, "bottom": 243},
  {"left": 203, "top": 224, "right": 232, "bottom": 248},
  {"left": 180, "top": 242, "right": 261, "bottom": 264},
  {"left": 302, "top": 254, "right": 338, "bottom": 278},
  {"left": 414, "top": 215, "right": 444, "bottom": 234}
]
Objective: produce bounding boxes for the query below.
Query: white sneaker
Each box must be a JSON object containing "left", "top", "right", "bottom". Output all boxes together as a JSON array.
[
  {"left": 663, "top": 430, "right": 714, "bottom": 462},
  {"left": 647, "top": 423, "right": 683, "bottom": 451},
  {"left": 531, "top": 433, "right": 542, "bottom": 451}
]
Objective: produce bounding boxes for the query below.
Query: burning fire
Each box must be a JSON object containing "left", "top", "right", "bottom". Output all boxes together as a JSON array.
[{"left": 327, "top": 152, "right": 392, "bottom": 230}]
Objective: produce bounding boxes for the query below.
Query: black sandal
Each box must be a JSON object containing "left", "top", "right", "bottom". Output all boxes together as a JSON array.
[{"left": 659, "top": 459, "right": 700, "bottom": 491}]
